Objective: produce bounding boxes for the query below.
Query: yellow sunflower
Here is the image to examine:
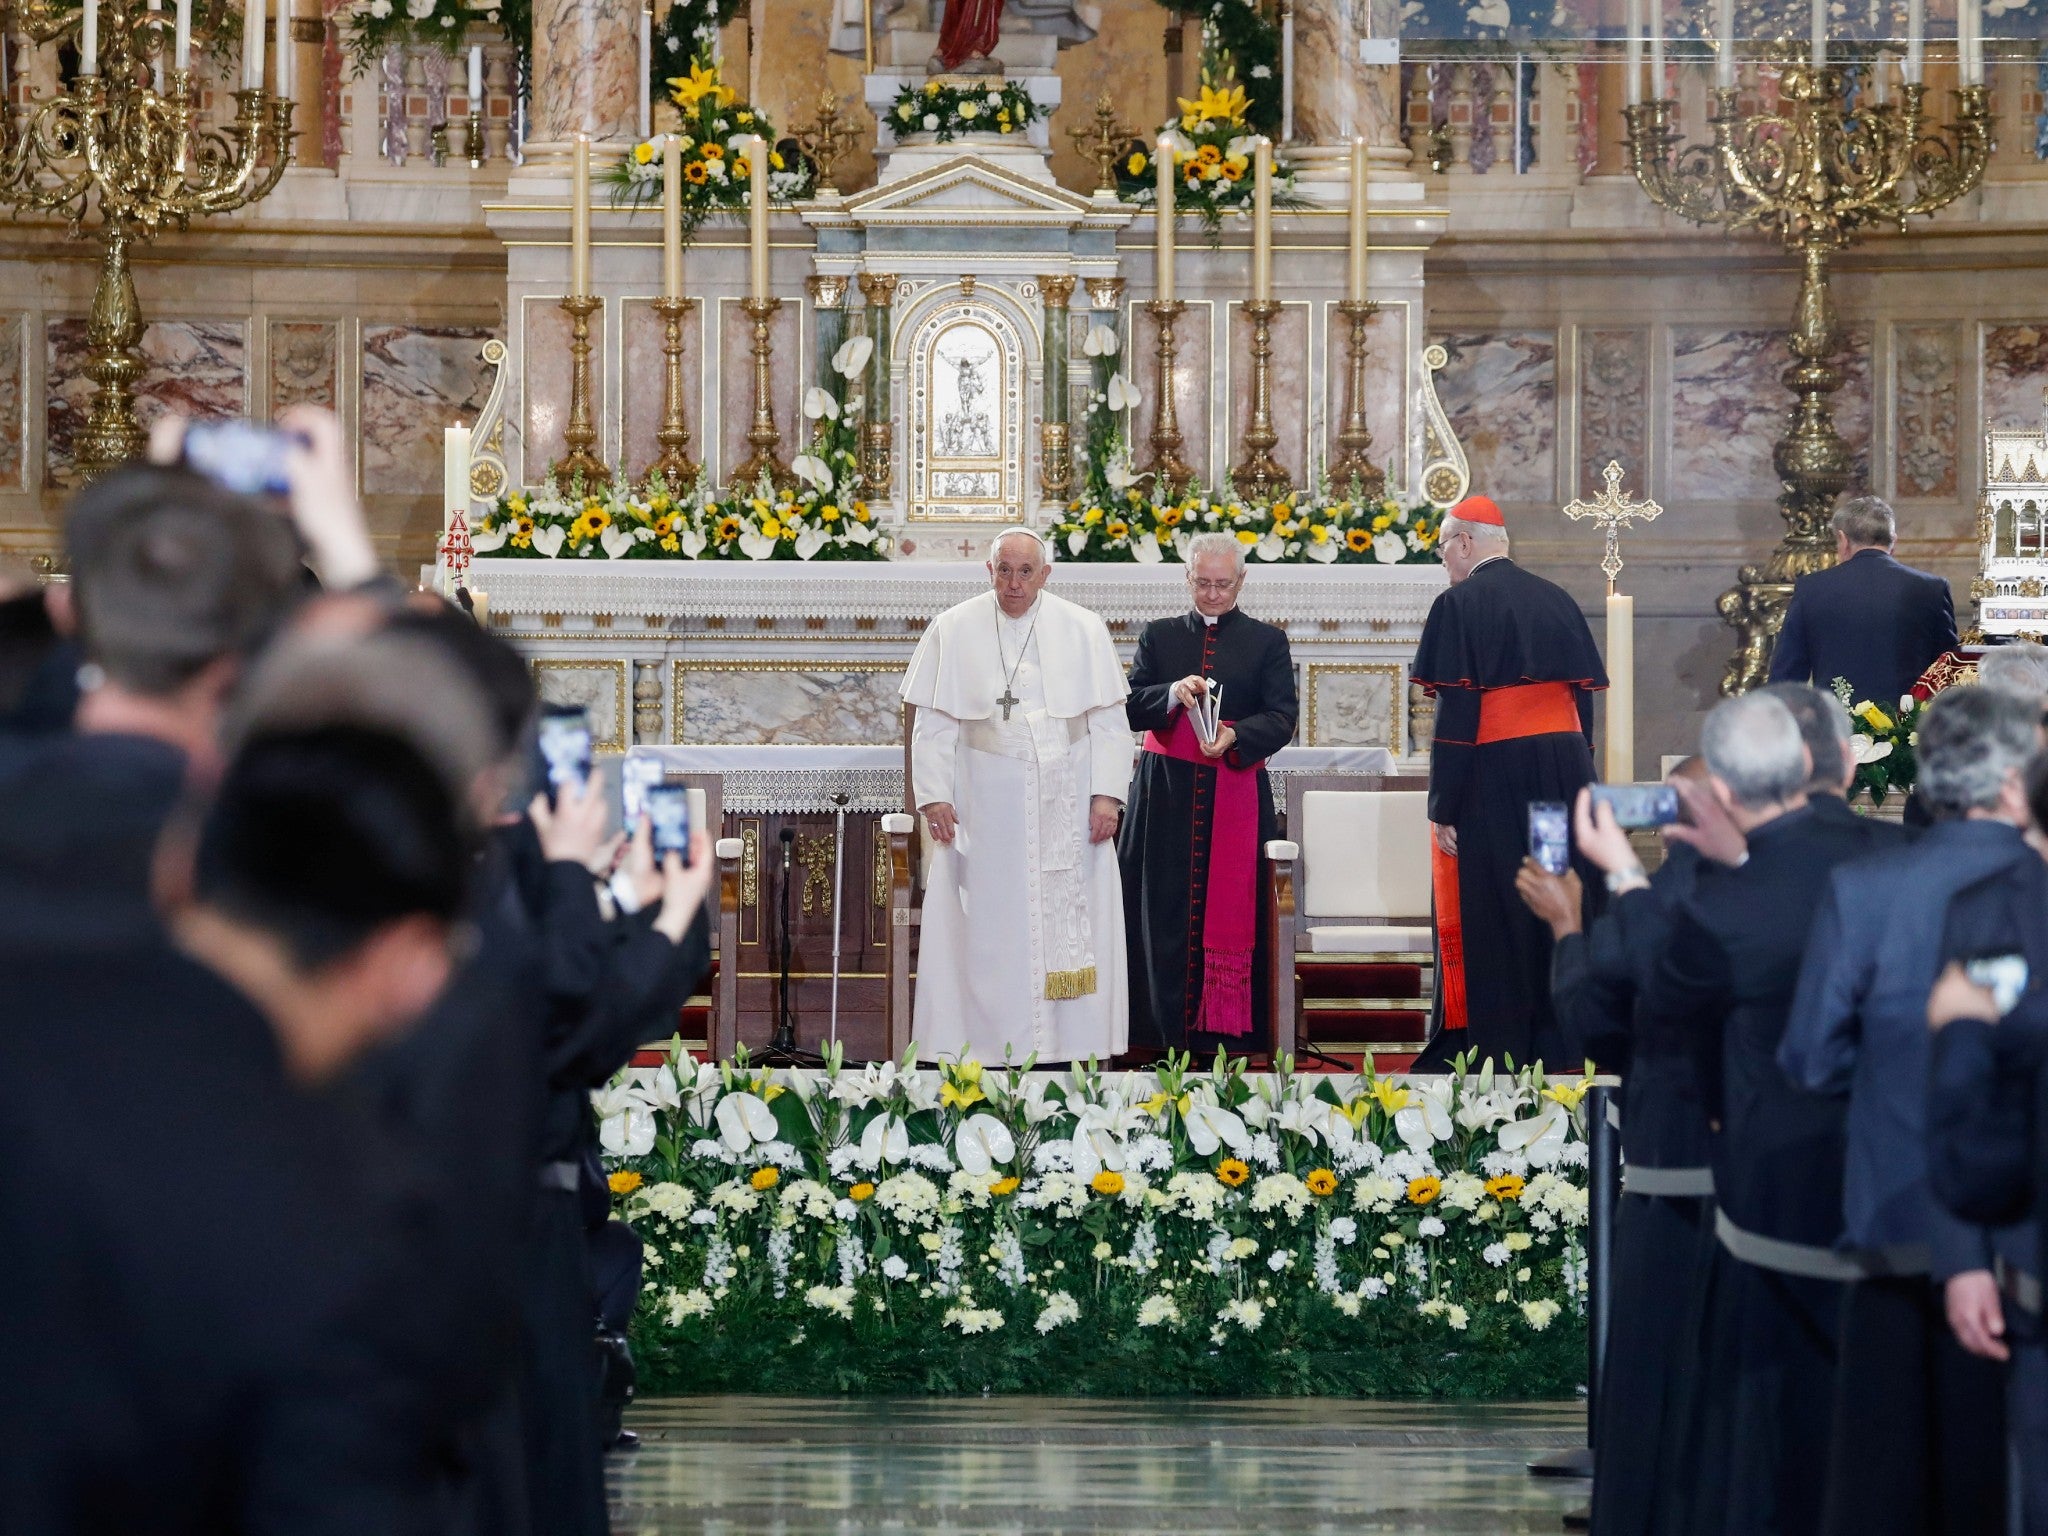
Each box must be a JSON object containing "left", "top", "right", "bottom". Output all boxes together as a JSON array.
[
  {"left": 1127, "top": 150, "right": 1148, "bottom": 176},
  {"left": 683, "top": 161, "right": 709, "bottom": 185},
  {"left": 1217, "top": 1158, "right": 1251, "bottom": 1187},
  {"left": 1346, "top": 527, "right": 1373, "bottom": 552},
  {"left": 1306, "top": 1169, "right": 1339, "bottom": 1197},
  {"left": 715, "top": 515, "right": 743, "bottom": 541},
  {"left": 1406, "top": 1176, "right": 1442, "bottom": 1206}
]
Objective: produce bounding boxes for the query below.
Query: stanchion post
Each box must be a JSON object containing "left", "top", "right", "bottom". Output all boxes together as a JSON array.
[{"left": 1586, "top": 1080, "right": 1621, "bottom": 1450}]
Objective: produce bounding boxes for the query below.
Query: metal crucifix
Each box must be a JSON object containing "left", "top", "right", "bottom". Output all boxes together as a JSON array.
[{"left": 1563, "top": 460, "right": 1663, "bottom": 595}]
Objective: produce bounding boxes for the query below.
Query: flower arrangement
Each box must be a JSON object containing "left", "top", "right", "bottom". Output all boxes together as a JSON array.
[
  {"left": 888, "top": 80, "right": 1041, "bottom": 143},
  {"left": 1116, "top": 74, "right": 1300, "bottom": 232},
  {"left": 604, "top": 57, "right": 814, "bottom": 238},
  {"left": 648, "top": 0, "right": 743, "bottom": 111},
  {"left": 1142, "top": 0, "right": 1280, "bottom": 136},
  {"left": 1051, "top": 483, "right": 1445, "bottom": 567},
  {"left": 1832, "top": 679, "right": 1923, "bottom": 806},
  {"left": 348, "top": 0, "right": 493, "bottom": 67},
  {"left": 595, "top": 1046, "right": 1593, "bottom": 1399},
  {"left": 472, "top": 333, "right": 886, "bottom": 563}
]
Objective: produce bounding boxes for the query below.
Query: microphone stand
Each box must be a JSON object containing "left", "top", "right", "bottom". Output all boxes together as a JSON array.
[
  {"left": 760, "top": 824, "right": 821, "bottom": 1066},
  {"left": 827, "top": 791, "right": 848, "bottom": 1048}
]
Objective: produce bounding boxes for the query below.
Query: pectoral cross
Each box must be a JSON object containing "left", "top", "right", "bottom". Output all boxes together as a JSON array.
[
  {"left": 997, "top": 685, "right": 1020, "bottom": 721},
  {"left": 1563, "top": 460, "right": 1663, "bottom": 595}
]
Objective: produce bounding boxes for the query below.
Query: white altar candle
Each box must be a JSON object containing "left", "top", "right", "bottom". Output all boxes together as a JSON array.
[
  {"left": 662, "top": 134, "right": 683, "bottom": 300},
  {"left": 637, "top": 4, "right": 651, "bottom": 139},
  {"left": 1905, "top": 0, "right": 1924, "bottom": 84},
  {"left": 1279, "top": 4, "right": 1294, "bottom": 143},
  {"left": 274, "top": 0, "right": 291, "bottom": 101},
  {"left": 173, "top": 0, "right": 192, "bottom": 71},
  {"left": 1714, "top": 0, "right": 1734, "bottom": 89},
  {"left": 1251, "top": 137, "right": 1273, "bottom": 303},
  {"left": 1648, "top": 0, "right": 1664, "bottom": 99},
  {"left": 442, "top": 422, "right": 471, "bottom": 592},
  {"left": 80, "top": 0, "right": 98, "bottom": 75},
  {"left": 467, "top": 43, "right": 483, "bottom": 107},
  {"left": 1155, "top": 134, "right": 1176, "bottom": 302},
  {"left": 571, "top": 134, "right": 592, "bottom": 298},
  {"left": 1606, "top": 592, "right": 1635, "bottom": 783},
  {"left": 748, "top": 133, "right": 769, "bottom": 300},
  {"left": 1346, "top": 136, "right": 1369, "bottom": 304},
  {"left": 147, "top": 0, "right": 163, "bottom": 91},
  {"left": 1810, "top": 0, "right": 1826, "bottom": 69},
  {"left": 1961, "top": 0, "right": 1983, "bottom": 86},
  {"left": 1624, "top": 0, "right": 1642, "bottom": 106},
  {"left": 242, "top": 0, "right": 264, "bottom": 91}
]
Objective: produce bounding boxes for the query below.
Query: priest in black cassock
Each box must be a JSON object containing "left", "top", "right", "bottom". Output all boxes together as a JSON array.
[
  {"left": 1120, "top": 532, "right": 1298, "bottom": 1053},
  {"left": 1411, "top": 494, "right": 1606, "bottom": 1070}
]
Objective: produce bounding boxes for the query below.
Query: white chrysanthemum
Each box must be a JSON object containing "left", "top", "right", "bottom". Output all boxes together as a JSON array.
[
  {"left": 1521, "top": 1298, "right": 1562, "bottom": 1331},
  {"left": 804, "top": 1284, "right": 856, "bottom": 1319},
  {"left": 1035, "top": 1292, "right": 1081, "bottom": 1334},
  {"left": 1248, "top": 1172, "right": 1312, "bottom": 1221},
  {"left": 636, "top": 1182, "right": 698, "bottom": 1220},
  {"left": 1137, "top": 1293, "right": 1181, "bottom": 1328},
  {"left": 880, "top": 1255, "right": 911, "bottom": 1281},
  {"left": 662, "top": 1289, "right": 714, "bottom": 1325}
]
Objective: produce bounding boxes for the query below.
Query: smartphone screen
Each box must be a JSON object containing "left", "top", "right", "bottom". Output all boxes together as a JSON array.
[
  {"left": 1962, "top": 952, "right": 2030, "bottom": 1017},
  {"left": 1528, "top": 802, "right": 1571, "bottom": 877},
  {"left": 645, "top": 783, "right": 692, "bottom": 863},
  {"left": 1591, "top": 783, "right": 1681, "bottom": 830},
  {"left": 181, "top": 420, "right": 304, "bottom": 498},
  {"left": 621, "top": 755, "right": 664, "bottom": 828},
  {"left": 537, "top": 708, "right": 593, "bottom": 794}
]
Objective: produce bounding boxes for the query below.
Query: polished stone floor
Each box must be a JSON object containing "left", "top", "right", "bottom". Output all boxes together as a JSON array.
[{"left": 607, "top": 1397, "right": 1589, "bottom": 1534}]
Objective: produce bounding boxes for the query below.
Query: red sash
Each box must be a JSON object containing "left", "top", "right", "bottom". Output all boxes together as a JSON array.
[{"left": 1143, "top": 714, "right": 1259, "bottom": 1036}]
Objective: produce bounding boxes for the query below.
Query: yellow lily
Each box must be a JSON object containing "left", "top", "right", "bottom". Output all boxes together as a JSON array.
[
  {"left": 1542, "top": 1081, "right": 1589, "bottom": 1111},
  {"left": 1336, "top": 1097, "right": 1372, "bottom": 1129},
  {"left": 667, "top": 59, "right": 735, "bottom": 114},
  {"left": 1369, "top": 1079, "right": 1413, "bottom": 1116},
  {"left": 1857, "top": 701, "right": 1895, "bottom": 733},
  {"left": 1176, "top": 82, "right": 1249, "bottom": 127}
]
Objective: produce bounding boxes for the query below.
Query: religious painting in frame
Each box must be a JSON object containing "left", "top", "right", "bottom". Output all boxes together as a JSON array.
[
  {"left": 906, "top": 297, "right": 1027, "bottom": 523},
  {"left": 530, "top": 658, "right": 627, "bottom": 752},
  {"left": 670, "top": 661, "right": 906, "bottom": 746},
  {"left": 1304, "top": 662, "right": 1405, "bottom": 749}
]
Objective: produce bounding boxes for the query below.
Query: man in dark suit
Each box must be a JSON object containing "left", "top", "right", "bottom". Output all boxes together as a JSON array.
[
  {"left": 1767, "top": 494, "right": 1959, "bottom": 710},
  {"left": 1780, "top": 685, "right": 2037, "bottom": 1536}
]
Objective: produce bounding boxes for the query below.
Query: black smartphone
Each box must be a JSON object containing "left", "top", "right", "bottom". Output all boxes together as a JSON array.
[
  {"left": 645, "top": 783, "right": 692, "bottom": 864},
  {"left": 181, "top": 420, "right": 306, "bottom": 498},
  {"left": 1528, "top": 801, "right": 1571, "bottom": 877},
  {"left": 1591, "top": 783, "right": 1681, "bottom": 830},
  {"left": 536, "top": 707, "right": 593, "bottom": 797},
  {"left": 1961, "top": 951, "right": 2030, "bottom": 1017}
]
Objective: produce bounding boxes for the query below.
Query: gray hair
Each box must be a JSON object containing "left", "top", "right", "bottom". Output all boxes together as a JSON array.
[
  {"left": 1831, "top": 495, "right": 1896, "bottom": 550},
  {"left": 1700, "top": 692, "right": 1810, "bottom": 809},
  {"left": 1760, "top": 682, "right": 1854, "bottom": 793},
  {"left": 1184, "top": 531, "right": 1246, "bottom": 573},
  {"left": 1440, "top": 514, "right": 1508, "bottom": 547},
  {"left": 1977, "top": 641, "right": 2048, "bottom": 706},
  {"left": 1916, "top": 686, "right": 2039, "bottom": 818},
  {"left": 990, "top": 526, "right": 1048, "bottom": 564}
]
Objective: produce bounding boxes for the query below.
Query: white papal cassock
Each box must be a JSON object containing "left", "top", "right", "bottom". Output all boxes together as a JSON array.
[{"left": 902, "top": 589, "right": 1133, "bottom": 1064}]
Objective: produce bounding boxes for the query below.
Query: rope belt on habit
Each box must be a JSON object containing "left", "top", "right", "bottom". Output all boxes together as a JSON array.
[
  {"left": 1714, "top": 1208, "right": 1929, "bottom": 1281},
  {"left": 1998, "top": 1255, "right": 2043, "bottom": 1317},
  {"left": 537, "top": 1160, "right": 581, "bottom": 1194},
  {"left": 1623, "top": 1164, "right": 1715, "bottom": 1198}
]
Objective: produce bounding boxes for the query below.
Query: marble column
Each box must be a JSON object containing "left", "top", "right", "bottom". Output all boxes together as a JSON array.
[
  {"left": 1288, "top": 0, "right": 1410, "bottom": 201},
  {"left": 527, "top": 0, "right": 639, "bottom": 166},
  {"left": 809, "top": 275, "right": 850, "bottom": 422}
]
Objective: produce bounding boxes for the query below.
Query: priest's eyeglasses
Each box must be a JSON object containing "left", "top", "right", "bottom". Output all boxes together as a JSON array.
[{"left": 1189, "top": 577, "right": 1243, "bottom": 593}]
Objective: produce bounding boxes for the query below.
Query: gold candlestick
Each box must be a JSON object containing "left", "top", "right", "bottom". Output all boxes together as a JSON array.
[
  {"left": 1067, "top": 93, "right": 1134, "bottom": 193},
  {"left": 731, "top": 294, "right": 794, "bottom": 493},
  {"left": 1040, "top": 423, "right": 1073, "bottom": 501},
  {"left": 646, "top": 295, "right": 698, "bottom": 488},
  {"left": 856, "top": 271, "right": 899, "bottom": 499},
  {"left": 794, "top": 90, "right": 859, "bottom": 195},
  {"left": 1231, "top": 299, "right": 1290, "bottom": 502},
  {"left": 1328, "top": 297, "right": 1384, "bottom": 499},
  {"left": 1139, "top": 298, "right": 1196, "bottom": 501},
  {"left": 551, "top": 294, "right": 610, "bottom": 490}
]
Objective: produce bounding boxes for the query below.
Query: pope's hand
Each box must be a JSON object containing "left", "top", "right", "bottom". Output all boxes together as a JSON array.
[
  {"left": 1089, "top": 795, "right": 1122, "bottom": 844},
  {"left": 1199, "top": 724, "right": 1237, "bottom": 760},
  {"left": 922, "top": 801, "right": 958, "bottom": 845},
  {"left": 1171, "top": 675, "right": 1210, "bottom": 710}
]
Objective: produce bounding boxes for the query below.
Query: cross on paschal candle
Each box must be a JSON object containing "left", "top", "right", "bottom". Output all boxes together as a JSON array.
[{"left": 1563, "top": 460, "right": 1663, "bottom": 595}]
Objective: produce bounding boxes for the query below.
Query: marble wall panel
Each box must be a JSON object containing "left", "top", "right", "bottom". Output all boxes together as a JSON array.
[
  {"left": 270, "top": 320, "right": 339, "bottom": 412},
  {"left": 1304, "top": 664, "right": 1399, "bottom": 748},
  {"left": 674, "top": 664, "right": 904, "bottom": 745},
  {"left": 715, "top": 298, "right": 801, "bottom": 489},
  {"left": 1428, "top": 330, "right": 1555, "bottom": 504},
  {"left": 0, "top": 314, "right": 23, "bottom": 490},
  {"left": 1894, "top": 325, "right": 1959, "bottom": 499},
  {"left": 532, "top": 659, "right": 627, "bottom": 752},
  {"left": 1577, "top": 328, "right": 1648, "bottom": 498},
  {"left": 361, "top": 324, "right": 497, "bottom": 495},
  {"left": 46, "top": 319, "right": 247, "bottom": 485},
  {"left": 1126, "top": 299, "right": 1213, "bottom": 489},
  {"left": 1225, "top": 301, "right": 1312, "bottom": 488},
  {"left": 1983, "top": 325, "right": 2048, "bottom": 438},
  {"left": 524, "top": 300, "right": 574, "bottom": 486},
  {"left": 1670, "top": 326, "right": 1872, "bottom": 501},
  {"left": 621, "top": 298, "right": 706, "bottom": 482},
  {"left": 1322, "top": 302, "right": 1407, "bottom": 497}
]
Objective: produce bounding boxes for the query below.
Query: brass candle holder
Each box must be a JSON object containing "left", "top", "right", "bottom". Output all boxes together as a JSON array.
[
  {"left": 1139, "top": 298, "right": 1196, "bottom": 501},
  {"left": 1328, "top": 297, "right": 1384, "bottom": 499},
  {"left": 551, "top": 294, "right": 611, "bottom": 490},
  {"left": 464, "top": 111, "right": 486, "bottom": 168},
  {"left": 646, "top": 295, "right": 698, "bottom": 487},
  {"left": 1230, "top": 298, "right": 1290, "bottom": 502},
  {"left": 856, "top": 272, "right": 899, "bottom": 499},
  {"left": 731, "top": 294, "right": 794, "bottom": 493},
  {"left": 1040, "top": 422, "right": 1073, "bottom": 501}
]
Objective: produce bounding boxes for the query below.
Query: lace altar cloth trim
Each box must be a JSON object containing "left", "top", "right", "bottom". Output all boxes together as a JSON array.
[{"left": 474, "top": 560, "right": 1446, "bottom": 627}]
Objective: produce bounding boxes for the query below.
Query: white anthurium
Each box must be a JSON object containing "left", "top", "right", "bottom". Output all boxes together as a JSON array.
[
  {"left": 953, "top": 1114, "right": 1017, "bottom": 1176},
  {"left": 1104, "top": 458, "right": 1139, "bottom": 492},
  {"left": 469, "top": 521, "right": 508, "bottom": 553},
  {"left": 1081, "top": 325, "right": 1120, "bottom": 359},
  {"left": 1498, "top": 1104, "right": 1570, "bottom": 1167},
  {"left": 738, "top": 527, "right": 777, "bottom": 560},
  {"left": 1306, "top": 536, "right": 1340, "bottom": 564},
  {"left": 1254, "top": 532, "right": 1288, "bottom": 562},
  {"left": 601, "top": 524, "right": 636, "bottom": 559},
  {"left": 802, "top": 387, "right": 840, "bottom": 422},
  {"left": 593, "top": 1083, "right": 657, "bottom": 1158},
  {"left": 530, "top": 525, "right": 566, "bottom": 559},
  {"left": 794, "top": 526, "right": 830, "bottom": 561},
  {"left": 1067, "top": 528, "right": 1090, "bottom": 556},
  {"left": 833, "top": 335, "right": 874, "bottom": 379},
  {"left": 1105, "top": 373, "right": 1140, "bottom": 413},
  {"left": 679, "top": 526, "right": 708, "bottom": 558},
  {"left": 1183, "top": 1102, "right": 1250, "bottom": 1157},
  {"left": 1394, "top": 1085, "right": 1454, "bottom": 1151},
  {"left": 791, "top": 452, "right": 832, "bottom": 491},
  {"left": 713, "top": 1090, "right": 780, "bottom": 1154},
  {"left": 1224, "top": 134, "right": 1256, "bottom": 159},
  {"left": 842, "top": 519, "right": 876, "bottom": 546},
  {"left": 1851, "top": 733, "right": 1894, "bottom": 766},
  {"left": 859, "top": 1111, "right": 912, "bottom": 1166},
  {"left": 1132, "top": 532, "right": 1164, "bottom": 564},
  {"left": 1373, "top": 531, "right": 1408, "bottom": 565}
]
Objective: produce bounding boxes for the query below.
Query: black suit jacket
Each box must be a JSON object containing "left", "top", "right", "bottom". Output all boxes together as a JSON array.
[{"left": 1767, "top": 548, "right": 1958, "bottom": 708}]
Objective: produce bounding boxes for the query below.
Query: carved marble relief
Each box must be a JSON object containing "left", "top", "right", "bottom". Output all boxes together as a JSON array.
[
  {"left": 1577, "top": 329, "right": 1648, "bottom": 498},
  {"left": 270, "top": 320, "right": 340, "bottom": 412},
  {"left": 1893, "top": 325, "right": 1959, "bottom": 499}
]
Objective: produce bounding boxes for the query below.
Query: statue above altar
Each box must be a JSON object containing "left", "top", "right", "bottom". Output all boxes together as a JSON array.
[{"left": 830, "top": 0, "right": 1100, "bottom": 75}]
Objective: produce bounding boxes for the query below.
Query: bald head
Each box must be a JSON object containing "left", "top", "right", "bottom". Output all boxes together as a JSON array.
[{"left": 987, "top": 528, "right": 1050, "bottom": 618}]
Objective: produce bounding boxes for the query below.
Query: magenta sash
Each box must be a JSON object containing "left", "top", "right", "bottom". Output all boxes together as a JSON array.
[{"left": 1142, "top": 713, "right": 1259, "bottom": 1037}]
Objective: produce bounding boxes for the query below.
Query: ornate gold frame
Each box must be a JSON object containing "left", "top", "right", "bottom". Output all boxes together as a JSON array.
[
  {"left": 669, "top": 659, "right": 905, "bottom": 745},
  {"left": 529, "top": 658, "right": 629, "bottom": 752},
  {"left": 1304, "top": 662, "right": 1405, "bottom": 749}
]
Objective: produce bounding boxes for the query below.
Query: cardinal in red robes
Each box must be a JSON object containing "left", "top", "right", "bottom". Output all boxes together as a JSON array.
[{"left": 935, "top": 0, "right": 1003, "bottom": 70}]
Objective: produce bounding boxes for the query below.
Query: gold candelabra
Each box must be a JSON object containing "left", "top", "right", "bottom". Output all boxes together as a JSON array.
[
  {"left": 1230, "top": 299, "right": 1290, "bottom": 502},
  {"left": 1139, "top": 298, "right": 1196, "bottom": 500},
  {"left": 0, "top": 0, "right": 294, "bottom": 476},
  {"left": 732, "top": 294, "right": 794, "bottom": 493},
  {"left": 1068, "top": 93, "right": 1134, "bottom": 193},
  {"left": 794, "top": 91, "right": 859, "bottom": 195},
  {"left": 646, "top": 295, "right": 698, "bottom": 487},
  {"left": 1625, "top": 62, "right": 1992, "bottom": 694},
  {"left": 1328, "top": 297, "right": 1384, "bottom": 498},
  {"left": 551, "top": 295, "right": 610, "bottom": 490}
]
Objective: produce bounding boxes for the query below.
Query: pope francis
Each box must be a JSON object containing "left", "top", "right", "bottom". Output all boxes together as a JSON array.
[{"left": 901, "top": 528, "right": 1133, "bottom": 1064}]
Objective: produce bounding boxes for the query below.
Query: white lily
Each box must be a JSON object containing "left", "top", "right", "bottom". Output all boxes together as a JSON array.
[
  {"left": 1455, "top": 1086, "right": 1526, "bottom": 1133},
  {"left": 1183, "top": 1102, "right": 1250, "bottom": 1157},
  {"left": 791, "top": 452, "right": 832, "bottom": 491},
  {"left": 897, "top": 1068, "right": 942, "bottom": 1113},
  {"left": 833, "top": 1060, "right": 896, "bottom": 1107},
  {"left": 1105, "top": 459, "right": 1139, "bottom": 492},
  {"left": 953, "top": 1114, "right": 1017, "bottom": 1176},
  {"left": 859, "top": 1111, "right": 911, "bottom": 1166},
  {"left": 832, "top": 335, "right": 874, "bottom": 378},
  {"left": 1277, "top": 1097, "right": 1353, "bottom": 1147},
  {"left": 802, "top": 387, "right": 839, "bottom": 421},
  {"left": 1394, "top": 1081, "right": 1454, "bottom": 1151},
  {"left": 1239, "top": 1092, "right": 1274, "bottom": 1130},
  {"left": 713, "top": 1090, "right": 779, "bottom": 1154},
  {"left": 1105, "top": 373, "right": 1140, "bottom": 413},
  {"left": 682, "top": 1061, "right": 724, "bottom": 1126}
]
